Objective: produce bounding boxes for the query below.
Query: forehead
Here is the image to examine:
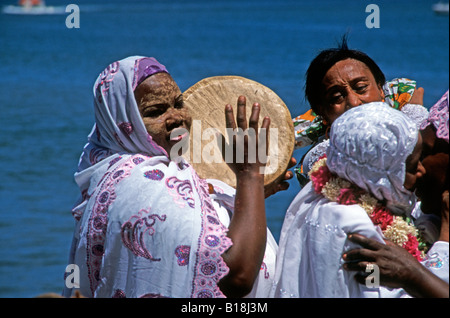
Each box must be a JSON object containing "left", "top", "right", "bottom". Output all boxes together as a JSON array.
[
  {"left": 322, "top": 59, "right": 374, "bottom": 84},
  {"left": 134, "top": 72, "right": 180, "bottom": 100}
]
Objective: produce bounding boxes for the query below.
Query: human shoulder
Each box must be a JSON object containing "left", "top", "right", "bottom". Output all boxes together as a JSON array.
[{"left": 303, "top": 193, "right": 381, "bottom": 241}]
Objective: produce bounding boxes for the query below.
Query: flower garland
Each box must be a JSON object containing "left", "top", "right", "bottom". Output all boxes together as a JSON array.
[{"left": 309, "top": 155, "right": 427, "bottom": 261}]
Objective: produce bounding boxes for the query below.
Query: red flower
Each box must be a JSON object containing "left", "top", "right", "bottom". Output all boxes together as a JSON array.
[
  {"left": 310, "top": 165, "right": 331, "bottom": 193},
  {"left": 403, "top": 234, "right": 422, "bottom": 261},
  {"left": 370, "top": 206, "right": 394, "bottom": 230},
  {"left": 337, "top": 188, "right": 358, "bottom": 205}
]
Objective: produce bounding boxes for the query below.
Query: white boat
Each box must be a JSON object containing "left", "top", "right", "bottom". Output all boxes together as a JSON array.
[
  {"left": 432, "top": 2, "right": 449, "bottom": 15},
  {"left": 2, "top": 0, "right": 66, "bottom": 15}
]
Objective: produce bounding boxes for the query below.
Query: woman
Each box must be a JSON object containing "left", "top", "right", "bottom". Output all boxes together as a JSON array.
[
  {"left": 63, "top": 56, "right": 277, "bottom": 298},
  {"left": 343, "top": 90, "right": 449, "bottom": 298},
  {"left": 293, "top": 39, "right": 428, "bottom": 184},
  {"left": 271, "top": 102, "right": 426, "bottom": 298}
]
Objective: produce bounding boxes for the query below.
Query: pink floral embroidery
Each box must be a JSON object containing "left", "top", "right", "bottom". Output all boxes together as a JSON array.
[
  {"left": 112, "top": 289, "right": 126, "bottom": 298},
  {"left": 260, "top": 262, "right": 270, "bottom": 279},
  {"left": 175, "top": 245, "right": 191, "bottom": 266},
  {"left": 121, "top": 208, "right": 167, "bottom": 261},
  {"left": 96, "top": 61, "right": 120, "bottom": 95},
  {"left": 85, "top": 154, "right": 146, "bottom": 295},
  {"left": 89, "top": 147, "right": 110, "bottom": 166},
  {"left": 190, "top": 167, "right": 232, "bottom": 298},
  {"left": 166, "top": 177, "right": 195, "bottom": 209},
  {"left": 118, "top": 122, "right": 133, "bottom": 136}
]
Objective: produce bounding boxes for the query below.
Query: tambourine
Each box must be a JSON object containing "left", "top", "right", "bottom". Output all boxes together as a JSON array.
[{"left": 183, "top": 76, "right": 294, "bottom": 188}]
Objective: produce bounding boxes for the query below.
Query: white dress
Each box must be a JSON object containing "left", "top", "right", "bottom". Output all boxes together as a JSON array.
[{"left": 271, "top": 182, "right": 409, "bottom": 298}]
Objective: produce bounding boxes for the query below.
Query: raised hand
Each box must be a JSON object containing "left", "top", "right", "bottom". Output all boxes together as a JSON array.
[
  {"left": 224, "top": 95, "right": 270, "bottom": 176},
  {"left": 218, "top": 95, "right": 271, "bottom": 297}
]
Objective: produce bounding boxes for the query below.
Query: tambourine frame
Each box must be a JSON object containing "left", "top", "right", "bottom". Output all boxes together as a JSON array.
[{"left": 182, "top": 75, "right": 294, "bottom": 188}]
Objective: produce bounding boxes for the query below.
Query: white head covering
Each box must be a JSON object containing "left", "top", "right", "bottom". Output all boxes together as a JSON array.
[
  {"left": 300, "top": 104, "right": 428, "bottom": 178},
  {"left": 326, "top": 102, "right": 418, "bottom": 214},
  {"left": 76, "top": 56, "right": 169, "bottom": 174}
]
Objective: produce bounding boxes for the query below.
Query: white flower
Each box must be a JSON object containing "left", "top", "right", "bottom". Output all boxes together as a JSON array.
[
  {"left": 384, "top": 216, "right": 418, "bottom": 246},
  {"left": 359, "top": 194, "right": 378, "bottom": 216},
  {"left": 321, "top": 177, "right": 351, "bottom": 202}
]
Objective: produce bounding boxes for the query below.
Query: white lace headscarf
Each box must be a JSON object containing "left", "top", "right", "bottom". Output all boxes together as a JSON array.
[{"left": 326, "top": 102, "right": 419, "bottom": 215}]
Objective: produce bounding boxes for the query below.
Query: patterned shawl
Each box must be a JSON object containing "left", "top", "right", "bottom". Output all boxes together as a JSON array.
[
  {"left": 420, "top": 90, "right": 449, "bottom": 143},
  {"left": 64, "top": 56, "right": 233, "bottom": 298}
]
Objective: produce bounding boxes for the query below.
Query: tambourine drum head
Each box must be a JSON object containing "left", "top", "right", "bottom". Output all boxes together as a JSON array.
[{"left": 183, "top": 76, "right": 294, "bottom": 188}]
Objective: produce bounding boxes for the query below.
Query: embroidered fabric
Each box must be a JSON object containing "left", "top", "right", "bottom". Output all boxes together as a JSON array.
[
  {"left": 421, "top": 241, "right": 449, "bottom": 283},
  {"left": 400, "top": 104, "right": 430, "bottom": 129},
  {"left": 420, "top": 90, "right": 449, "bottom": 143}
]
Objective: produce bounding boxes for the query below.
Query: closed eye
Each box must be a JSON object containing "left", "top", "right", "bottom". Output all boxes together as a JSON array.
[
  {"left": 353, "top": 84, "right": 368, "bottom": 93},
  {"left": 326, "top": 89, "right": 345, "bottom": 105},
  {"left": 143, "top": 104, "right": 167, "bottom": 118}
]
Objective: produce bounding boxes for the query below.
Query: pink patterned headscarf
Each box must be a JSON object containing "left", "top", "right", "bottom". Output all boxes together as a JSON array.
[
  {"left": 76, "top": 56, "right": 170, "bottom": 173},
  {"left": 134, "top": 57, "right": 168, "bottom": 89},
  {"left": 420, "top": 90, "right": 449, "bottom": 143}
]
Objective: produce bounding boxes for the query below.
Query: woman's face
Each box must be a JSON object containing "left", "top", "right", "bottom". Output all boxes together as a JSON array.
[
  {"left": 134, "top": 72, "right": 192, "bottom": 155},
  {"left": 415, "top": 125, "right": 449, "bottom": 215},
  {"left": 320, "top": 58, "right": 385, "bottom": 124},
  {"left": 403, "top": 133, "right": 426, "bottom": 192}
]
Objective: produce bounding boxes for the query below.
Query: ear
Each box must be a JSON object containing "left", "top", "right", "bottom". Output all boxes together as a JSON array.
[
  {"left": 378, "top": 84, "right": 385, "bottom": 100},
  {"left": 319, "top": 108, "right": 330, "bottom": 126}
]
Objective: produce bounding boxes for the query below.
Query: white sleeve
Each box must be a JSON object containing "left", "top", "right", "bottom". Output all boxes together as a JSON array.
[{"left": 421, "top": 241, "right": 449, "bottom": 284}]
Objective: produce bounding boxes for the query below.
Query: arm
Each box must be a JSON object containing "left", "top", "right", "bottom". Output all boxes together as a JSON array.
[
  {"left": 218, "top": 96, "right": 270, "bottom": 297},
  {"left": 343, "top": 233, "right": 449, "bottom": 298},
  {"left": 264, "top": 157, "right": 296, "bottom": 198}
]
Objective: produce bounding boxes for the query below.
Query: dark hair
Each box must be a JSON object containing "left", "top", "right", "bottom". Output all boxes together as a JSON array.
[{"left": 305, "top": 36, "right": 386, "bottom": 116}]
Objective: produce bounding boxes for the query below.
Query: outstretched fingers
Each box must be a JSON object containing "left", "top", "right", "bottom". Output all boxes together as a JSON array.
[
  {"left": 225, "top": 104, "right": 237, "bottom": 131},
  {"left": 236, "top": 96, "right": 248, "bottom": 131}
]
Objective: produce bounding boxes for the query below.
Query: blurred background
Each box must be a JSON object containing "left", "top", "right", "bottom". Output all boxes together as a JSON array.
[{"left": 0, "top": 0, "right": 448, "bottom": 297}]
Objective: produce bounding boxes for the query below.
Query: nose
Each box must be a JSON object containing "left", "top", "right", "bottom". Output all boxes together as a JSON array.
[
  {"left": 346, "top": 91, "right": 362, "bottom": 109},
  {"left": 417, "top": 161, "right": 426, "bottom": 178},
  {"left": 165, "top": 109, "right": 184, "bottom": 131}
]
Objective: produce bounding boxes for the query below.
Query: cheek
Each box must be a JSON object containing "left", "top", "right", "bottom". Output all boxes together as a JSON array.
[
  {"left": 324, "top": 105, "right": 346, "bottom": 123},
  {"left": 143, "top": 119, "right": 166, "bottom": 141},
  {"left": 422, "top": 154, "right": 449, "bottom": 189},
  {"left": 363, "top": 87, "right": 384, "bottom": 103},
  {"left": 403, "top": 172, "right": 416, "bottom": 191}
]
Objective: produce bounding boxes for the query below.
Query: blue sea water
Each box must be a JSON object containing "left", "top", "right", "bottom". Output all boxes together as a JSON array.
[{"left": 0, "top": 0, "right": 448, "bottom": 298}]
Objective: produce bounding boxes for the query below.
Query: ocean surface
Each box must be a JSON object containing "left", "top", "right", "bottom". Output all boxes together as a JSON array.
[{"left": 0, "top": 0, "right": 448, "bottom": 298}]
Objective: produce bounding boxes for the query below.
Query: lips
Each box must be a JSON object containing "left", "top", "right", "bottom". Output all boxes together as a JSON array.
[{"left": 169, "top": 127, "right": 189, "bottom": 142}]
